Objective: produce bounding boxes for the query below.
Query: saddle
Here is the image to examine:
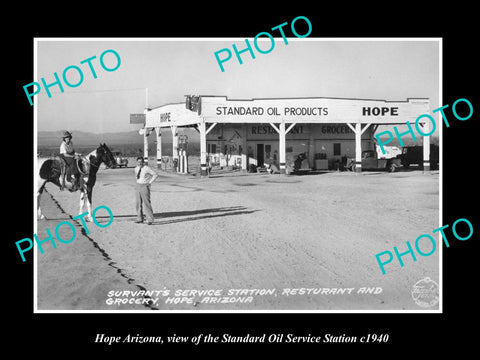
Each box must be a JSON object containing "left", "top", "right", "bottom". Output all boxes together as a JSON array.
[{"left": 57, "top": 156, "right": 91, "bottom": 191}]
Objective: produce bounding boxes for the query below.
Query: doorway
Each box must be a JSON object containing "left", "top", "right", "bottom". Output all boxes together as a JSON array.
[{"left": 256, "top": 143, "right": 264, "bottom": 166}]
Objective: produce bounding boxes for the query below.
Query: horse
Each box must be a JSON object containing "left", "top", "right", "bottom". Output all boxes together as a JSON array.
[{"left": 37, "top": 143, "right": 117, "bottom": 221}]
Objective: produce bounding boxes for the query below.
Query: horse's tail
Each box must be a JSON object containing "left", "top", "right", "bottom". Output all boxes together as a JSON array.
[{"left": 37, "top": 180, "right": 47, "bottom": 195}]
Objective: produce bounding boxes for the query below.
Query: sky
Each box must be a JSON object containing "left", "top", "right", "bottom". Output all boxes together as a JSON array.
[{"left": 36, "top": 38, "right": 440, "bottom": 134}]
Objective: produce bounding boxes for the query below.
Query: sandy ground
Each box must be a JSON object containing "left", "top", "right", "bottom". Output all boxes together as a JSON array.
[{"left": 36, "top": 159, "right": 440, "bottom": 311}]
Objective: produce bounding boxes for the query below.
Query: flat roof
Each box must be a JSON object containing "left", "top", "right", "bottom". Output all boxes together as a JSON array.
[{"left": 144, "top": 95, "right": 430, "bottom": 128}]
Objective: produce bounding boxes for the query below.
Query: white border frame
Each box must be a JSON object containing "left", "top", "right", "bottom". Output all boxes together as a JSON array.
[{"left": 33, "top": 37, "right": 442, "bottom": 314}]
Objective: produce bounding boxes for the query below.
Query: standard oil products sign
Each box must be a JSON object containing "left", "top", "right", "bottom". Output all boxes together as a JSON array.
[
  {"left": 215, "top": 105, "right": 329, "bottom": 117},
  {"left": 200, "top": 96, "right": 429, "bottom": 123}
]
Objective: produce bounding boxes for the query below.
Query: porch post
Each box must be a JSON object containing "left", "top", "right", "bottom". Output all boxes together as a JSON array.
[
  {"left": 241, "top": 123, "right": 247, "bottom": 171},
  {"left": 155, "top": 127, "right": 162, "bottom": 169},
  {"left": 422, "top": 120, "right": 431, "bottom": 171},
  {"left": 355, "top": 122, "right": 362, "bottom": 173},
  {"left": 279, "top": 122, "right": 286, "bottom": 174},
  {"left": 199, "top": 121, "right": 208, "bottom": 176},
  {"left": 143, "top": 128, "right": 149, "bottom": 164}
]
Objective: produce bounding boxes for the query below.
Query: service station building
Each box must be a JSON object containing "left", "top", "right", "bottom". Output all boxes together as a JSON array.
[{"left": 139, "top": 95, "right": 430, "bottom": 175}]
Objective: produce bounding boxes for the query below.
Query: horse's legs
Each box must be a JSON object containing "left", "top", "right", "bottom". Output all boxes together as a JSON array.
[
  {"left": 37, "top": 180, "right": 48, "bottom": 220},
  {"left": 79, "top": 187, "right": 93, "bottom": 222},
  {"left": 85, "top": 186, "right": 93, "bottom": 222},
  {"left": 79, "top": 190, "right": 87, "bottom": 219}
]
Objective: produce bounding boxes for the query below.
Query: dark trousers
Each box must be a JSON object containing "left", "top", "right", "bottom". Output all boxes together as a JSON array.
[{"left": 60, "top": 155, "right": 79, "bottom": 177}]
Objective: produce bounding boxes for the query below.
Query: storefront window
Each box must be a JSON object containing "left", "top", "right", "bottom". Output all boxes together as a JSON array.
[{"left": 334, "top": 143, "right": 341, "bottom": 156}]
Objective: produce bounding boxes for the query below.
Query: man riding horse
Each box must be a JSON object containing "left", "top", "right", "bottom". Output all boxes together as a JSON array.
[{"left": 59, "top": 130, "right": 81, "bottom": 191}]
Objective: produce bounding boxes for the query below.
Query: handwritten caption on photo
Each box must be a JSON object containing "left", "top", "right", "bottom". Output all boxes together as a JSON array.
[{"left": 105, "top": 286, "right": 383, "bottom": 306}]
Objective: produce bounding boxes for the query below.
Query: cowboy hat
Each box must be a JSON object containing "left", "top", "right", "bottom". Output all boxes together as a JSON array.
[{"left": 62, "top": 130, "right": 72, "bottom": 138}]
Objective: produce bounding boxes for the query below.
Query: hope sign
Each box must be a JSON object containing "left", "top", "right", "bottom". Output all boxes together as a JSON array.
[
  {"left": 23, "top": 49, "right": 121, "bottom": 106},
  {"left": 214, "top": 16, "right": 312, "bottom": 72}
]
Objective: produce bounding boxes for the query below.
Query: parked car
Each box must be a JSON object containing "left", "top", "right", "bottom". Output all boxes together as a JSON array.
[
  {"left": 112, "top": 152, "right": 128, "bottom": 168},
  {"left": 347, "top": 150, "right": 401, "bottom": 172}
]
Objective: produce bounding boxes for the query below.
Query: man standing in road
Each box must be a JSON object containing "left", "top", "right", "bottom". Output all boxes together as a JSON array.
[{"left": 134, "top": 156, "right": 158, "bottom": 225}]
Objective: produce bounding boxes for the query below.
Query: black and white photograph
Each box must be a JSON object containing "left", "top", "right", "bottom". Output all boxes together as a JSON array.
[
  {"left": 7, "top": 5, "right": 478, "bottom": 354},
  {"left": 33, "top": 38, "right": 441, "bottom": 312}
]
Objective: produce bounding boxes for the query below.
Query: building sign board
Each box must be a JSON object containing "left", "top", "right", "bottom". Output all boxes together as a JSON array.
[
  {"left": 130, "top": 113, "right": 146, "bottom": 124},
  {"left": 143, "top": 96, "right": 430, "bottom": 129},
  {"left": 200, "top": 96, "right": 429, "bottom": 124},
  {"left": 146, "top": 103, "right": 199, "bottom": 127}
]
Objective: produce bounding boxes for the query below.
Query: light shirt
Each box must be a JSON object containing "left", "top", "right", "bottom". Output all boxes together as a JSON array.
[
  {"left": 135, "top": 165, "right": 158, "bottom": 184},
  {"left": 60, "top": 141, "right": 75, "bottom": 157}
]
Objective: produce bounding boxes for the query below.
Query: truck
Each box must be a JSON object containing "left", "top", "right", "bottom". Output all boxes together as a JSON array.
[
  {"left": 397, "top": 145, "right": 439, "bottom": 170},
  {"left": 347, "top": 150, "right": 401, "bottom": 172}
]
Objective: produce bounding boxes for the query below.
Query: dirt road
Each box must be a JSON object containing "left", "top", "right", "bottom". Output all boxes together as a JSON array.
[{"left": 36, "top": 162, "right": 440, "bottom": 311}]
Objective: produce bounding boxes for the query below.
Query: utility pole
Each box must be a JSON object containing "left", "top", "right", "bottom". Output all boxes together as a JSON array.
[{"left": 143, "top": 88, "right": 149, "bottom": 163}]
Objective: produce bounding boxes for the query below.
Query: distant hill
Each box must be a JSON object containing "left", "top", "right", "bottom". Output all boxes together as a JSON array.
[
  {"left": 37, "top": 129, "right": 200, "bottom": 157},
  {"left": 38, "top": 130, "right": 171, "bottom": 146}
]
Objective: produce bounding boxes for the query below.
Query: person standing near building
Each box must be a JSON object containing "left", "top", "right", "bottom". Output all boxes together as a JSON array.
[{"left": 134, "top": 157, "right": 158, "bottom": 225}]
